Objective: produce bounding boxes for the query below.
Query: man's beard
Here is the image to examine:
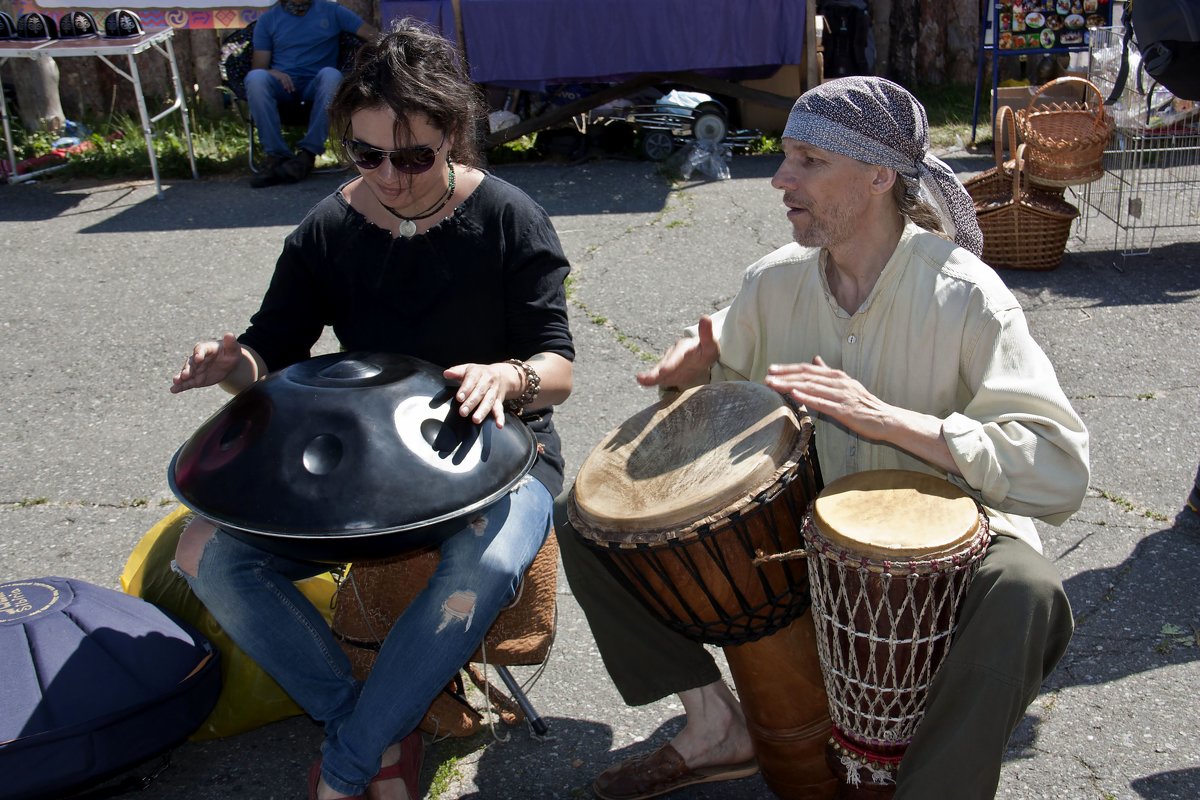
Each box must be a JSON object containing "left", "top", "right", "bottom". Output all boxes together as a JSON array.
[
  {"left": 280, "top": 0, "right": 312, "bottom": 15},
  {"left": 789, "top": 196, "right": 861, "bottom": 249}
]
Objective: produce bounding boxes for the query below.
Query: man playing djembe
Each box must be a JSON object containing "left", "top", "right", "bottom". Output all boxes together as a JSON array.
[{"left": 557, "top": 76, "right": 1090, "bottom": 799}]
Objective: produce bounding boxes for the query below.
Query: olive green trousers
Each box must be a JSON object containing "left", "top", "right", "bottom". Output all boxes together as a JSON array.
[{"left": 555, "top": 494, "right": 1074, "bottom": 799}]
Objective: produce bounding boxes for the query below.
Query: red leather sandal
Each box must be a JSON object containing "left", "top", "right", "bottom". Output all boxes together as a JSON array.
[{"left": 371, "top": 730, "right": 424, "bottom": 799}]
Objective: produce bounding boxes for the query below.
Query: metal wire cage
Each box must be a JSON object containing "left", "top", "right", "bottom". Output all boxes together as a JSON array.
[{"left": 1076, "top": 26, "right": 1200, "bottom": 255}]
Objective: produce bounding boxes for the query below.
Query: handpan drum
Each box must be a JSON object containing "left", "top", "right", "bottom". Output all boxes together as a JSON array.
[
  {"left": 569, "top": 381, "right": 838, "bottom": 799},
  {"left": 168, "top": 352, "right": 536, "bottom": 563},
  {"left": 803, "top": 470, "right": 991, "bottom": 796}
]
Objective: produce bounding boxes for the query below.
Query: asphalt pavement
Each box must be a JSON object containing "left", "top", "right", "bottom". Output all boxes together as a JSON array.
[{"left": 1, "top": 147, "right": 1198, "bottom": 800}]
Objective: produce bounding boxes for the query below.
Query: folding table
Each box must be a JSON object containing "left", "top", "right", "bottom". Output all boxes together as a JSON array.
[{"left": 0, "top": 27, "right": 198, "bottom": 200}]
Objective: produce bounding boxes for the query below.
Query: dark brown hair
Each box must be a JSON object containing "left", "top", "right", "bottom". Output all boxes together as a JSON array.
[{"left": 329, "top": 19, "right": 485, "bottom": 168}]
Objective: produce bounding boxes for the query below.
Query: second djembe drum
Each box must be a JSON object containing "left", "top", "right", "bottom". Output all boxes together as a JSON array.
[{"left": 803, "top": 470, "right": 991, "bottom": 797}]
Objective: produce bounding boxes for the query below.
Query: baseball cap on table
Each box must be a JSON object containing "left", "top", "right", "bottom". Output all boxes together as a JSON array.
[
  {"left": 17, "top": 11, "right": 58, "bottom": 39},
  {"left": 59, "top": 10, "right": 99, "bottom": 38},
  {"left": 0, "top": 11, "right": 17, "bottom": 39},
  {"left": 103, "top": 8, "right": 144, "bottom": 37}
]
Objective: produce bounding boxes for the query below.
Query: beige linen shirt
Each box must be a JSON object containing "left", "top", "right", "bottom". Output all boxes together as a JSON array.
[{"left": 707, "top": 222, "right": 1090, "bottom": 552}]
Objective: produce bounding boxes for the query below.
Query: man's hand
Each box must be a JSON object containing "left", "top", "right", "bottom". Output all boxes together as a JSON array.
[
  {"left": 268, "top": 69, "right": 295, "bottom": 93},
  {"left": 636, "top": 315, "right": 720, "bottom": 390},
  {"left": 765, "top": 356, "right": 960, "bottom": 475},
  {"left": 765, "top": 356, "right": 891, "bottom": 439}
]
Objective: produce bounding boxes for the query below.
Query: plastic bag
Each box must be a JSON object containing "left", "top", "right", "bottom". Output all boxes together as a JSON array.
[
  {"left": 679, "top": 140, "right": 732, "bottom": 181},
  {"left": 120, "top": 505, "right": 341, "bottom": 740}
]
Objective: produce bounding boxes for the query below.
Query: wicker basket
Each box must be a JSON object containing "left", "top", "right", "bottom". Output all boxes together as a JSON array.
[
  {"left": 966, "top": 104, "right": 1067, "bottom": 203},
  {"left": 964, "top": 105, "right": 1018, "bottom": 201},
  {"left": 1015, "top": 76, "right": 1113, "bottom": 188},
  {"left": 975, "top": 145, "right": 1079, "bottom": 271}
]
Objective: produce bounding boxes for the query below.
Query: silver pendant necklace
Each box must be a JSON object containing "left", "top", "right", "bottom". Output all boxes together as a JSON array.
[{"left": 383, "top": 162, "right": 456, "bottom": 239}]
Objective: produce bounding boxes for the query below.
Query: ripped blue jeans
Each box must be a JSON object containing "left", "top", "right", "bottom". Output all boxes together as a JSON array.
[{"left": 178, "top": 477, "right": 552, "bottom": 796}]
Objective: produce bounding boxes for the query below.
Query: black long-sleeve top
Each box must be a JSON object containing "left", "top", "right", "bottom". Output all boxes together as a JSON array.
[{"left": 238, "top": 172, "right": 575, "bottom": 495}]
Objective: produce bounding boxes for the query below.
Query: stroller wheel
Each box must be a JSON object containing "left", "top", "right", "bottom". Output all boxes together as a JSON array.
[
  {"left": 692, "top": 110, "right": 728, "bottom": 144},
  {"left": 640, "top": 130, "right": 675, "bottom": 161}
]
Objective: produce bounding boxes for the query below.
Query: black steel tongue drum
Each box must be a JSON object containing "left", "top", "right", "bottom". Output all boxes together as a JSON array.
[{"left": 168, "top": 352, "right": 537, "bottom": 562}]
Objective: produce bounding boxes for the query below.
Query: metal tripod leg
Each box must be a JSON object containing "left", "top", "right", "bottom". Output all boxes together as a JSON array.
[{"left": 494, "top": 665, "right": 549, "bottom": 737}]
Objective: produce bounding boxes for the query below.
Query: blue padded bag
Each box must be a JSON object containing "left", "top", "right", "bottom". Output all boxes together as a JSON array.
[{"left": 0, "top": 576, "right": 221, "bottom": 800}]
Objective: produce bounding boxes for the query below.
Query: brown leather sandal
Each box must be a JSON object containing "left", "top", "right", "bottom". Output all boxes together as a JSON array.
[{"left": 592, "top": 743, "right": 758, "bottom": 800}]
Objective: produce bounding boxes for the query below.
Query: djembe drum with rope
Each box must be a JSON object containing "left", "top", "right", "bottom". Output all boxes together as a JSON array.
[
  {"left": 802, "top": 470, "right": 991, "bottom": 797},
  {"left": 568, "top": 381, "right": 838, "bottom": 799}
]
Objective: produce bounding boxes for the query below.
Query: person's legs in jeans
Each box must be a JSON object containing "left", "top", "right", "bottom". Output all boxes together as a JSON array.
[
  {"left": 243, "top": 68, "right": 294, "bottom": 161},
  {"left": 319, "top": 478, "right": 553, "bottom": 795},
  {"left": 298, "top": 66, "right": 343, "bottom": 157},
  {"left": 175, "top": 524, "right": 361, "bottom": 738},
  {"left": 895, "top": 535, "right": 1074, "bottom": 799}
]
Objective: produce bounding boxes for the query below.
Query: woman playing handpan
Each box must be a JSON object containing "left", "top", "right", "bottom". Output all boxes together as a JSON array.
[{"left": 169, "top": 20, "right": 574, "bottom": 800}]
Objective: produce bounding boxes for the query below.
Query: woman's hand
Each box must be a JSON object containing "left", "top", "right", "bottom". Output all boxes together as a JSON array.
[
  {"left": 443, "top": 361, "right": 522, "bottom": 427},
  {"left": 170, "top": 333, "right": 248, "bottom": 394}
]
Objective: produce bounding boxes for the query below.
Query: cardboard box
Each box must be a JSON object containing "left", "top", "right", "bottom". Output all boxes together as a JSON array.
[{"left": 738, "top": 64, "right": 805, "bottom": 133}]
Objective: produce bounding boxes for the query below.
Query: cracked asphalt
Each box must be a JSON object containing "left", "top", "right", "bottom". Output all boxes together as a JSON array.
[{"left": 1, "top": 149, "right": 1197, "bottom": 800}]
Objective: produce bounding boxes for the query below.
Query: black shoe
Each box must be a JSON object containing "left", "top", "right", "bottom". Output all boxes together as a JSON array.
[
  {"left": 276, "top": 150, "right": 317, "bottom": 184},
  {"left": 249, "top": 155, "right": 291, "bottom": 189}
]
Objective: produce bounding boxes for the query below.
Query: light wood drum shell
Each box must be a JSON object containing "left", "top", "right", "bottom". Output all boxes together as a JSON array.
[{"left": 569, "top": 382, "right": 838, "bottom": 799}]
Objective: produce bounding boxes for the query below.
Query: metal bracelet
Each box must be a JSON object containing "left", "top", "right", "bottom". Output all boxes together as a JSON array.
[{"left": 503, "top": 358, "right": 541, "bottom": 415}]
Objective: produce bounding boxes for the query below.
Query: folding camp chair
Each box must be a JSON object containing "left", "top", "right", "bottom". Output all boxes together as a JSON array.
[{"left": 219, "top": 21, "right": 359, "bottom": 174}]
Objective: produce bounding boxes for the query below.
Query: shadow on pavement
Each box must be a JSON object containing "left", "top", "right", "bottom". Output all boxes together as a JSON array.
[
  {"left": 1057, "top": 516, "right": 1200, "bottom": 689},
  {"left": 1132, "top": 767, "right": 1200, "bottom": 799},
  {"left": 1000, "top": 242, "right": 1200, "bottom": 307}
]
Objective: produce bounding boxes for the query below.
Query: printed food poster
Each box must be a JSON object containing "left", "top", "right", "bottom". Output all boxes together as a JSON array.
[{"left": 994, "top": 0, "right": 1111, "bottom": 50}]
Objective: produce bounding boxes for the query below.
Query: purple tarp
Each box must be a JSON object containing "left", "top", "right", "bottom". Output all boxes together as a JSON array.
[{"left": 382, "top": 0, "right": 807, "bottom": 87}]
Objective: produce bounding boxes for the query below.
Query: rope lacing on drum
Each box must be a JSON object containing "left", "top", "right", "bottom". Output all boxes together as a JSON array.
[{"left": 804, "top": 514, "right": 988, "bottom": 750}]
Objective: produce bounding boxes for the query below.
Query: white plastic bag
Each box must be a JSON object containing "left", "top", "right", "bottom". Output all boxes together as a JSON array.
[{"left": 679, "top": 140, "right": 732, "bottom": 180}]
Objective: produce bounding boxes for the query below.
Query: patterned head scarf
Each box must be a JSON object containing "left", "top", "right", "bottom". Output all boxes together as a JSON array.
[{"left": 782, "top": 76, "right": 983, "bottom": 257}]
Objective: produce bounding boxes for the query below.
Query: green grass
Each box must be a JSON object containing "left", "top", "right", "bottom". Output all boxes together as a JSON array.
[
  {"left": 911, "top": 83, "right": 976, "bottom": 151},
  {"left": 4, "top": 82, "right": 977, "bottom": 181},
  {"left": 5, "top": 113, "right": 253, "bottom": 180}
]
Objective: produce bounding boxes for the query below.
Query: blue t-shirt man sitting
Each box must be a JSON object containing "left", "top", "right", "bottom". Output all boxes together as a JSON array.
[{"left": 247, "top": 0, "right": 375, "bottom": 188}]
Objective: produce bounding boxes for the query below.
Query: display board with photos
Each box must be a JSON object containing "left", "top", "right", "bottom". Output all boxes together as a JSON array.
[{"left": 992, "top": 0, "right": 1113, "bottom": 51}]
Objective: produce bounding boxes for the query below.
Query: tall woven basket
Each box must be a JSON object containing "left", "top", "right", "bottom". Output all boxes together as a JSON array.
[
  {"left": 964, "top": 105, "right": 1019, "bottom": 201},
  {"left": 975, "top": 145, "right": 1079, "bottom": 271},
  {"left": 1015, "top": 76, "right": 1113, "bottom": 188}
]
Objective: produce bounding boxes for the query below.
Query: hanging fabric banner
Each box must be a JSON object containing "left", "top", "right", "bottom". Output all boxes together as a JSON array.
[{"left": 11, "top": 0, "right": 274, "bottom": 28}]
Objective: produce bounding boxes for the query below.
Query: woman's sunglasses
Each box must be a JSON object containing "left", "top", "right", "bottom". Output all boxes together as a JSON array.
[{"left": 341, "top": 133, "right": 447, "bottom": 174}]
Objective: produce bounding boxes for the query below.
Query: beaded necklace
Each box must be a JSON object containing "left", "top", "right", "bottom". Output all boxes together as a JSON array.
[{"left": 382, "top": 162, "right": 456, "bottom": 238}]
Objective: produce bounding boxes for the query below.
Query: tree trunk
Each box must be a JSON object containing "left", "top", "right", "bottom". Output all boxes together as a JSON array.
[
  {"left": 885, "top": 0, "right": 979, "bottom": 85},
  {"left": 11, "top": 58, "right": 65, "bottom": 132},
  {"left": 189, "top": 29, "right": 225, "bottom": 115},
  {"left": 887, "top": 0, "right": 921, "bottom": 85}
]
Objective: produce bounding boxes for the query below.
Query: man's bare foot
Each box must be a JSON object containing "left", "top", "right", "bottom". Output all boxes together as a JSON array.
[{"left": 670, "top": 681, "right": 756, "bottom": 769}]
